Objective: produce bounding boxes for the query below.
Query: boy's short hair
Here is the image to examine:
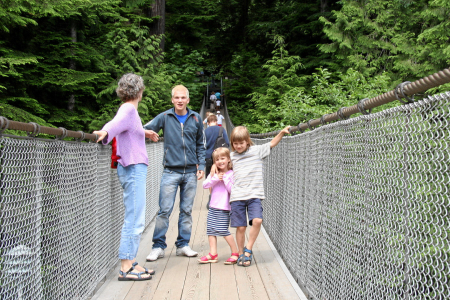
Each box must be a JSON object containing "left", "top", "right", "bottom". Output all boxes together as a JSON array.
[
  {"left": 172, "top": 85, "right": 189, "bottom": 98},
  {"left": 230, "top": 126, "right": 254, "bottom": 151},
  {"left": 212, "top": 147, "right": 232, "bottom": 170},
  {"left": 207, "top": 114, "right": 217, "bottom": 123}
]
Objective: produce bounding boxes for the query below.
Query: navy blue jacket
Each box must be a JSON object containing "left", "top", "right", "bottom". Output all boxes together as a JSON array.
[
  {"left": 144, "top": 108, "right": 206, "bottom": 173},
  {"left": 205, "top": 126, "right": 230, "bottom": 159}
]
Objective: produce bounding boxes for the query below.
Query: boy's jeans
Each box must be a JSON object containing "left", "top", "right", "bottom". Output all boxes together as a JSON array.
[
  {"left": 152, "top": 169, "right": 197, "bottom": 249},
  {"left": 116, "top": 163, "right": 147, "bottom": 260}
]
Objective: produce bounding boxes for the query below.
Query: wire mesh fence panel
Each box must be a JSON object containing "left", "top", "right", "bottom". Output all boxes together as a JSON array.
[
  {"left": 0, "top": 139, "right": 163, "bottom": 300},
  {"left": 253, "top": 92, "right": 450, "bottom": 300}
]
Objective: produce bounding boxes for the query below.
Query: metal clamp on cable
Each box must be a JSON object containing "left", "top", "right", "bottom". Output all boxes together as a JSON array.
[
  {"left": 337, "top": 107, "right": 348, "bottom": 120},
  {"left": 394, "top": 81, "right": 414, "bottom": 104},
  {"left": 0, "top": 116, "right": 10, "bottom": 135},
  {"left": 307, "top": 120, "right": 315, "bottom": 131},
  {"left": 56, "top": 127, "right": 68, "bottom": 140},
  {"left": 320, "top": 114, "right": 330, "bottom": 125},
  {"left": 27, "top": 122, "right": 41, "bottom": 137},
  {"left": 288, "top": 126, "right": 295, "bottom": 134},
  {"left": 76, "top": 131, "right": 85, "bottom": 142},
  {"left": 357, "top": 98, "right": 372, "bottom": 115},
  {"left": 90, "top": 133, "right": 99, "bottom": 143}
]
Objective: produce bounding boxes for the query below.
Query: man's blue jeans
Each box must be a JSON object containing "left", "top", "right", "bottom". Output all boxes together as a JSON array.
[
  {"left": 152, "top": 169, "right": 197, "bottom": 249},
  {"left": 116, "top": 163, "right": 147, "bottom": 260}
]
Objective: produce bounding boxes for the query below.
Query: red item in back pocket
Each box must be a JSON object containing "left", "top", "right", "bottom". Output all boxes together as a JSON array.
[{"left": 111, "top": 137, "right": 121, "bottom": 168}]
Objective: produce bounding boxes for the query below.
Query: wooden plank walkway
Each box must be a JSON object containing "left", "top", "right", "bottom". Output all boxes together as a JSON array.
[{"left": 90, "top": 179, "right": 305, "bottom": 300}]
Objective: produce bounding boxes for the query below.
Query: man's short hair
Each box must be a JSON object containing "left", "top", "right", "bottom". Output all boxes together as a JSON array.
[
  {"left": 172, "top": 85, "right": 189, "bottom": 98},
  {"left": 207, "top": 114, "right": 217, "bottom": 123}
]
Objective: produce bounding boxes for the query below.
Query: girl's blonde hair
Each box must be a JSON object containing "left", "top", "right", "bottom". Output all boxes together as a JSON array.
[
  {"left": 212, "top": 147, "right": 232, "bottom": 170},
  {"left": 230, "top": 126, "right": 254, "bottom": 151}
]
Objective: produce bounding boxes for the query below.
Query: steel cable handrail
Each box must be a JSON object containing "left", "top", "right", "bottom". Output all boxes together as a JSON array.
[{"left": 222, "top": 68, "right": 450, "bottom": 138}]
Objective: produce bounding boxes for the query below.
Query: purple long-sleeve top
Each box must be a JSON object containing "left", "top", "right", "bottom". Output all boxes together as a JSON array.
[
  {"left": 203, "top": 170, "right": 234, "bottom": 211},
  {"left": 101, "top": 103, "right": 148, "bottom": 167}
]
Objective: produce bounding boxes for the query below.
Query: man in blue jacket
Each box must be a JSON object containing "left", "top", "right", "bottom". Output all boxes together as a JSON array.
[{"left": 144, "top": 85, "right": 206, "bottom": 261}]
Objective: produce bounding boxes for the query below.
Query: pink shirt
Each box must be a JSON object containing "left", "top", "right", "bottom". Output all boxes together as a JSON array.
[
  {"left": 203, "top": 170, "right": 234, "bottom": 211},
  {"left": 101, "top": 103, "right": 148, "bottom": 167}
]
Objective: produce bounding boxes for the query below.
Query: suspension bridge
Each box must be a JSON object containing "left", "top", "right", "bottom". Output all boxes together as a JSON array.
[{"left": 0, "top": 69, "right": 449, "bottom": 300}]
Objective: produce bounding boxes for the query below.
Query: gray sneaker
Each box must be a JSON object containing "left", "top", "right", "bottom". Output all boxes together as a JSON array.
[
  {"left": 146, "top": 248, "right": 165, "bottom": 261},
  {"left": 176, "top": 246, "right": 198, "bottom": 257}
]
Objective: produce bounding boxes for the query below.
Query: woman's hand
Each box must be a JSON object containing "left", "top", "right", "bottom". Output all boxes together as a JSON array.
[{"left": 92, "top": 130, "right": 107, "bottom": 143}]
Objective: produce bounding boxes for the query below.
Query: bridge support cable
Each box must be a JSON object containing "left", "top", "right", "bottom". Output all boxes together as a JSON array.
[{"left": 220, "top": 68, "right": 450, "bottom": 138}]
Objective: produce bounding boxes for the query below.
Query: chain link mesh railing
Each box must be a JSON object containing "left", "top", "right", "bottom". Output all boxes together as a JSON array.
[
  {"left": 252, "top": 92, "right": 450, "bottom": 300},
  {"left": 0, "top": 137, "right": 163, "bottom": 300}
]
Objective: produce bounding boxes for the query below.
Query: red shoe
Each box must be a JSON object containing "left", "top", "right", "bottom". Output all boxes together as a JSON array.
[
  {"left": 224, "top": 253, "right": 239, "bottom": 265},
  {"left": 198, "top": 253, "right": 218, "bottom": 264}
]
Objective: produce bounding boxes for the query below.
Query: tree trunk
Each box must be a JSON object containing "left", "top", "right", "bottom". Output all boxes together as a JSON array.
[
  {"left": 68, "top": 20, "right": 77, "bottom": 111},
  {"left": 240, "top": 0, "right": 250, "bottom": 41},
  {"left": 149, "top": 0, "right": 165, "bottom": 52},
  {"left": 321, "top": 0, "right": 328, "bottom": 13}
]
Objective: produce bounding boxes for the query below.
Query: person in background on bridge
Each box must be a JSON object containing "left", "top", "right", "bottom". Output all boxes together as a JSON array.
[
  {"left": 143, "top": 85, "right": 206, "bottom": 261},
  {"left": 215, "top": 91, "right": 222, "bottom": 102},
  {"left": 203, "top": 111, "right": 213, "bottom": 128},
  {"left": 210, "top": 91, "right": 217, "bottom": 110},
  {"left": 210, "top": 125, "right": 291, "bottom": 267},
  {"left": 204, "top": 114, "right": 230, "bottom": 179},
  {"left": 199, "top": 147, "right": 239, "bottom": 265},
  {"left": 93, "top": 73, "right": 156, "bottom": 281},
  {"left": 215, "top": 98, "right": 221, "bottom": 110},
  {"left": 216, "top": 110, "right": 224, "bottom": 126}
]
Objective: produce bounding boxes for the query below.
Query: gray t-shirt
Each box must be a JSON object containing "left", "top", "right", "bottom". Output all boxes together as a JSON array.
[{"left": 230, "top": 143, "right": 271, "bottom": 202}]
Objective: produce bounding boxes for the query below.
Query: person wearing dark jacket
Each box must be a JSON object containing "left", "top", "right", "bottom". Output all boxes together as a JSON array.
[
  {"left": 143, "top": 85, "right": 206, "bottom": 261},
  {"left": 204, "top": 114, "right": 229, "bottom": 178}
]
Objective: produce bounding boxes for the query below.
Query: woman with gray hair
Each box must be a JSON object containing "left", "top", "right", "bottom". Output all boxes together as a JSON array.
[{"left": 93, "top": 73, "right": 157, "bottom": 281}]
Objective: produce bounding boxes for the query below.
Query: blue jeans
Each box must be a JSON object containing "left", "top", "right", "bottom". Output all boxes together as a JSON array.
[
  {"left": 117, "top": 163, "right": 147, "bottom": 260},
  {"left": 152, "top": 169, "right": 197, "bottom": 249}
]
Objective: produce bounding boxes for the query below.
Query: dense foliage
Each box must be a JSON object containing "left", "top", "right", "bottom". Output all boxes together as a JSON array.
[
  {"left": 0, "top": 0, "right": 205, "bottom": 134},
  {"left": 1, "top": 0, "right": 449, "bottom": 134}
]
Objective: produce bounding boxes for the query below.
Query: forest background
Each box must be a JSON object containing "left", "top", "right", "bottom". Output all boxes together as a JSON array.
[{"left": 1, "top": 0, "right": 449, "bottom": 134}]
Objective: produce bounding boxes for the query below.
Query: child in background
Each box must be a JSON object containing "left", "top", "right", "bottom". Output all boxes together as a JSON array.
[
  {"left": 199, "top": 147, "right": 239, "bottom": 265},
  {"left": 203, "top": 111, "right": 213, "bottom": 127},
  {"left": 216, "top": 111, "right": 225, "bottom": 127},
  {"left": 210, "top": 125, "right": 290, "bottom": 267}
]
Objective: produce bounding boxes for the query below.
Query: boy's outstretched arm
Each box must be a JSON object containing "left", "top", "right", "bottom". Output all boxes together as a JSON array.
[{"left": 270, "top": 126, "right": 291, "bottom": 148}]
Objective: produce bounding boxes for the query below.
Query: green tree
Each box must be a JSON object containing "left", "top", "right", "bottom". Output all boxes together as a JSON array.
[{"left": 319, "top": 0, "right": 450, "bottom": 80}]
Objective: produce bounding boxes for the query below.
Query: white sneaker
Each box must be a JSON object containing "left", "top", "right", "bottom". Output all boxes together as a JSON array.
[
  {"left": 176, "top": 246, "right": 198, "bottom": 257},
  {"left": 146, "top": 248, "right": 165, "bottom": 261}
]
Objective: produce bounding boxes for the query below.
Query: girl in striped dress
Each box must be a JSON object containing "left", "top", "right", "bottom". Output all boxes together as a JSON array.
[{"left": 199, "top": 147, "right": 239, "bottom": 264}]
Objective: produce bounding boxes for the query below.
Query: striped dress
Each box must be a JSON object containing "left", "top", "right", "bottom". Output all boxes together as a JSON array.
[
  {"left": 203, "top": 170, "right": 234, "bottom": 236},
  {"left": 206, "top": 208, "right": 231, "bottom": 236}
]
